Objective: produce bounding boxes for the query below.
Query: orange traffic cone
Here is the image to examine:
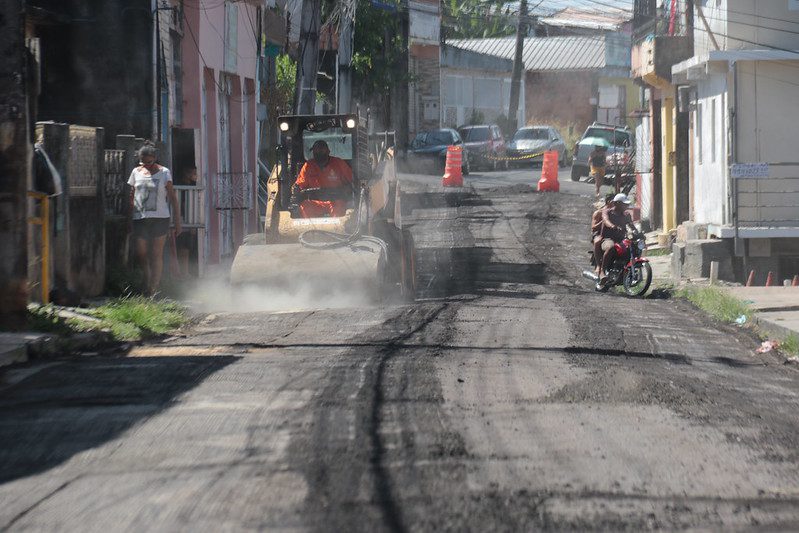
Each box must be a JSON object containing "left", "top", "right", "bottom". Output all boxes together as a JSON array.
[
  {"left": 792, "top": 274, "right": 799, "bottom": 287},
  {"left": 442, "top": 146, "right": 463, "bottom": 187},
  {"left": 765, "top": 271, "right": 774, "bottom": 287},
  {"left": 746, "top": 270, "right": 755, "bottom": 287},
  {"left": 537, "top": 150, "right": 560, "bottom": 192}
]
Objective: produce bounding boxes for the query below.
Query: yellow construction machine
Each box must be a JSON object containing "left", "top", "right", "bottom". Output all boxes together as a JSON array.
[{"left": 230, "top": 113, "right": 416, "bottom": 302}]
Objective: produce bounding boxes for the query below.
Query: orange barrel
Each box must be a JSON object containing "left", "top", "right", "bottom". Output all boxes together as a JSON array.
[
  {"left": 442, "top": 145, "right": 464, "bottom": 187},
  {"left": 537, "top": 150, "right": 560, "bottom": 192}
]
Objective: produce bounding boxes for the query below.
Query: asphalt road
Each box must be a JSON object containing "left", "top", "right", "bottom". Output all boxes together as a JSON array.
[{"left": 3, "top": 168, "right": 799, "bottom": 531}]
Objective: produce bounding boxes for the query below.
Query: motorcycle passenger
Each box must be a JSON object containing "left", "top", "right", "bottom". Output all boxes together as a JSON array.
[
  {"left": 598, "top": 193, "right": 637, "bottom": 283},
  {"left": 591, "top": 193, "right": 616, "bottom": 276}
]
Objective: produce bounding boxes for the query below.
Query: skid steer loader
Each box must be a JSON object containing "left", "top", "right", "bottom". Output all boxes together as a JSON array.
[{"left": 230, "top": 112, "right": 416, "bottom": 302}]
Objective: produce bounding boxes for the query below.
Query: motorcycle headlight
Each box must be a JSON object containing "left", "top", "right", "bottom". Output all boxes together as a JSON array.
[{"left": 637, "top": 240, "right": 646, "bottom": 252}]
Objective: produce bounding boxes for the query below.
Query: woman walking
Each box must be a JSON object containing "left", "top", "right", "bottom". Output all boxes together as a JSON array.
[{"left": 128, "top": 143, "right": 182, "bottom": 296}]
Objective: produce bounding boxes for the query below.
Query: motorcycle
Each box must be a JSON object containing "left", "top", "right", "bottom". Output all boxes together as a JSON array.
[{"left": 582, "top": 231, "right": 653, "bottom": 297}]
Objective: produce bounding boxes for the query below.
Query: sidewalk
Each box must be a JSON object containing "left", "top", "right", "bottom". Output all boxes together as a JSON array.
[
  {"left": 0, "top": 332, "right": 48, "bottom": 367},
  {"left": 725, "top": 287, "right": 799, "bottom": 340},
  {"left": 0, "top": 330, "right": 114, "bottom": 369}
]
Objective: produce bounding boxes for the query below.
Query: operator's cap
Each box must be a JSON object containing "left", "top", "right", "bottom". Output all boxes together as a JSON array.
[{"left": 613, "top": 193, "right": 632, "bottom": 205}]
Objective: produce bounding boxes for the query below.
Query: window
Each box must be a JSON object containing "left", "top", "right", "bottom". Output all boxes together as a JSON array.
[
  {"left": 514, "top": 128, "right": 549, "bottom": 141},
  {"left": 696, "top": 102, "right": 703, "bottom": 164},
  {"left": 584, "top": 127, "right": 631, "bottom": 146},
  {"left": 711, "top": 98, "right": 716, "bottom": 163},
  {"left": 459, "top": 127, "right": 490, "bottom": 142},
  {"left": 224, "top": 2, "right": 238, "bottom": 72}
]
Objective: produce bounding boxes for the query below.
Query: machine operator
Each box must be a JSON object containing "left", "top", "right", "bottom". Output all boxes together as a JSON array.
[{"left": 292, "top": 140, "right": 354, "bottom": 218}]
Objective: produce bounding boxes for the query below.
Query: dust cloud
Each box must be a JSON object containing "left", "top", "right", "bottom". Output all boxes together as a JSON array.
[{"left": 176, "top": 277, "right": 375, "bottom": 314}]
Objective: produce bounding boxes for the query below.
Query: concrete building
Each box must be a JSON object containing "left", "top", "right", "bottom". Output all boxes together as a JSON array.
[
  {"left": 181, "top": 0, "right": 264, "bottom": 269},
  {"left": 448, "top": 33, "right": 635, "bottom": 135},
  {"left": 28, "top": 0, "right": 268, "bottom": 277},
  {"left": 440, "top": 45, "right": 522, "bottom": 128},
  {"left": 630, "top": 0, "right": 695, "bottom": 234},
  {"left": 409, "top": 0, "right": 442, "bottom": 135},
  {"left": 670, "top": 0, "right": 799, "bottom": 283}
]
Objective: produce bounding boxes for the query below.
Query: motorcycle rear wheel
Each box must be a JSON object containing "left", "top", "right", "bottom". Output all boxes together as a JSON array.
[{"left": 623, "top": 262, "right": 653, "bottom": 297}]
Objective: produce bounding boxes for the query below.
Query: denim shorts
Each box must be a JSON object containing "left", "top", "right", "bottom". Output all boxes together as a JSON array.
[{"left": 132, "top": 217, "right": 170, "bottom": 240}]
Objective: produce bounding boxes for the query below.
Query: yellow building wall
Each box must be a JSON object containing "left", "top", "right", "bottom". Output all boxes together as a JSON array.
[{"left": 598, "top": 76, "right": 639, "bottom": 130}]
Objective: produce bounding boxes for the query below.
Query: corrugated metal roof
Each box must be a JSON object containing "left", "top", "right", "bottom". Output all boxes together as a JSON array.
[
  {"left": 539, "top": 7, "right": 629, "bottom": 31},
  {"left": 447, "top": 35, "right": 607, "bottom": 71}
]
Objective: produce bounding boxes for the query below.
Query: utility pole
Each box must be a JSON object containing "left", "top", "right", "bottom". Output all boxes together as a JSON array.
[
  {"left": 395, "top": 0, "right": 410, "bottom": 153},
  {"left": 0, "top": 0, "right": 31, "bottom": 328},
  {"left": 295, "top": 0, "right": 322, "bottom": 114},
  {"left": 337, "top": 0, "right": 354, "bottom": 114},
  {"left": 508, "top": 0, "right": 527, "bottom": 132}
]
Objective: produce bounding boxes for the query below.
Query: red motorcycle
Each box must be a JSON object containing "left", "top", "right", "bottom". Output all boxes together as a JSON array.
[{"left": 583, "top": 231, "right": 653, "bottom": 297}]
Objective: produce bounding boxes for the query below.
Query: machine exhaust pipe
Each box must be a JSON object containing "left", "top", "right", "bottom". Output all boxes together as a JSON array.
[{"left": 582, "top": 270, "right": 599, "bottom": 282}]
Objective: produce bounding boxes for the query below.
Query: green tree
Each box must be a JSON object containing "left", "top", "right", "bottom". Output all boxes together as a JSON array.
[
  {"left": 351, "top": 2, "right": 406, "bottom": 127},
  {"left": 442, "top": 0, "right": 516, "bottom": 39}
]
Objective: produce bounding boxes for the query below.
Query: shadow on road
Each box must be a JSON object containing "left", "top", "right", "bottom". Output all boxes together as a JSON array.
[
  {"left": 415, "top": 246, "right": 548, "bottom": 298},
  {"left": 0, "top": 355, "right": 238, "bottom": 484},
  {"left": 400, "top": 190, "right": 492, "bottom": 215}
]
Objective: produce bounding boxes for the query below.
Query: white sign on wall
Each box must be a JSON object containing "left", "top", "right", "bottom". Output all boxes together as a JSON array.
[{"left": 730, "top": 163, "right": 770, "bottom": 178}]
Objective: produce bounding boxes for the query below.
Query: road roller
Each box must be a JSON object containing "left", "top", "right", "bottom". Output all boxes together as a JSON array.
[{"left": 230, "top": 113, "right": 416, "bottom": 302}]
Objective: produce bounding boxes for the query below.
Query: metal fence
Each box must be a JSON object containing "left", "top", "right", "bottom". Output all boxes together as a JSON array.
[
  {"left": 174, "top": 185, "right": 205, "bottom": 228},
  {"left": 216, "top": 172, "right": 253, "bottom": 210},
  {"left": 68, "top": 126, "right": 101, "bottom": 196},
  {"left": 104, "top": 149, "right": 128, "bottom": 217}
]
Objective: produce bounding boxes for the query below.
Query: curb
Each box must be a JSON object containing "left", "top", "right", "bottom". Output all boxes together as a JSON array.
[
  {"left": 753, "top": 314, "right": 798, "bottom": 342},
  {"left": 0, "top": 330, "right": 116, "bottom": 369}
]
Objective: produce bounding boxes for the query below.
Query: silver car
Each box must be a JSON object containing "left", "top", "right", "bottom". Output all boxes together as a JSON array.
[{"left": 506, "top": 125, "right": 568, "bottom": 167}]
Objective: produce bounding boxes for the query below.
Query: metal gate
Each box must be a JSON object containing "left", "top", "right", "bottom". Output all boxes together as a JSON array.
[{"left": 104, "top": 149, "right": 128, "bottom": 217}]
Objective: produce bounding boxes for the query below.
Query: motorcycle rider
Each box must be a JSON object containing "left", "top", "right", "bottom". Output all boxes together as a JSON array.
[
  {"left": 591, "top": 193, "right": 616, "bottom": 276},
  {"left": 597, "top": 193, "right": 637, "bottom": 283}
]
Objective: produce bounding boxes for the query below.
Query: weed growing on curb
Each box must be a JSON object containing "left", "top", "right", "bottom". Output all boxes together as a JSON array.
[
  {"left": 675, "top": 286, "right": 752, "bottom": 324},
  {"left": 781, "top": 334, "right": 799, "bottom": 356},
  {"left": 26, "top": 297, "right": 188, "bottom": 341},
  {"left": 91, "top": 297, "right": 187, "bottom": 340}
]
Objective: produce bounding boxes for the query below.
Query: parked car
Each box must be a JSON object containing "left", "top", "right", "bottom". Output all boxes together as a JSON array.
[
  {"left": 571, "top": 122, "right": 633, "bottom": 181},
  {"left": 457, "top": 124, "right": 506, "bottom": 171},
  {"left": 506, "top": 125, "right": 567, "bottom": 167},
  {"left": 408, "top": 128, "right": 471, "bottom": 175}
]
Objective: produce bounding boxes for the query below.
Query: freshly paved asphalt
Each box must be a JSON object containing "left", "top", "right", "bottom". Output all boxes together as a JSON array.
[{"left": 2, "top": 167, "right": 799, "bottom": 531}]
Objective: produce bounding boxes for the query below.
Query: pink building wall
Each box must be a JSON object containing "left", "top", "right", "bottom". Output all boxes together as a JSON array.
[{"left": 181, "top": 0, "right": 261, "bottom": 267}]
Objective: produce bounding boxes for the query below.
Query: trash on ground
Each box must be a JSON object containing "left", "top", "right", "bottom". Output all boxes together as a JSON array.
[
  {"left": 785, "top": 355, "right": 799, "bottom": 365},
  {"left": 756, "top": 340, "right": 780, "bottom": 354},
  {"left": 735, "top": 314, "right": 747, "bottom": 325}
]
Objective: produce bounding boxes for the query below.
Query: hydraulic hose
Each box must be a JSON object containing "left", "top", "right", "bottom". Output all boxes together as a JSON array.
[{"left": 297, "top": 188, "right": 389, "bottom": 259}]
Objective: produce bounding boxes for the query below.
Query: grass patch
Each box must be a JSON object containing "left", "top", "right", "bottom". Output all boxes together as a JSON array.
[
  {"left": 91, "top": 297, "right": 187, "bottom": 340},
  {"left": 27, "top": 297, "right": 188, "bottom": 341},
  {"left": 675, "top": 285, "right": 752, "bottom": 324},
  {"left": 781, "top": 334, "right": 799, "bottom": 357}
]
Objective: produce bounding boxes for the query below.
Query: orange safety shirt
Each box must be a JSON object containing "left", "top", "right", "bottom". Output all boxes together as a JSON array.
[{"left": 295, "top": 157, "right": 353, "bottom": 218}]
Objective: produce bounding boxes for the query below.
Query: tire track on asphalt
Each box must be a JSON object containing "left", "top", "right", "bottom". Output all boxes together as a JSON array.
[{"left": 291, "top": 303, "right": 455, "bottom": 533}]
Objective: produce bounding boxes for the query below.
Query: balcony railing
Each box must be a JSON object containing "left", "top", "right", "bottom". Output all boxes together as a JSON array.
[
  {"left": 215, "top": 172, "right": 253, "bottom": 210},
  {"left": 633, "top": 0, "right": 692, "bottom": 41},
  {"left": 174, "top": 185, "right": 205, "bottom": 228}
]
